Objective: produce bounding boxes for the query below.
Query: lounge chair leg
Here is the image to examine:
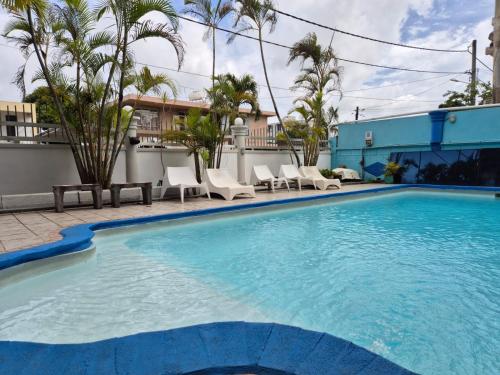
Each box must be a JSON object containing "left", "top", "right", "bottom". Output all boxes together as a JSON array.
[
  {"left": 285, "top": 180, "right": 290, "bottom": 192},
  {"left": 180, "top": 186, "right": 185, "bottom": 204}
]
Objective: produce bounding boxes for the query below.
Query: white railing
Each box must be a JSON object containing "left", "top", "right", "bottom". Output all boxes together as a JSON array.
[{"left": 0, "top": 121, "right": 67, "bottom": 144}]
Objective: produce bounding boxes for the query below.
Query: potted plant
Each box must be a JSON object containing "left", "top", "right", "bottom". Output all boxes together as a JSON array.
[{"left": 384, "top": 161, "right": 402, "bottom": 184}]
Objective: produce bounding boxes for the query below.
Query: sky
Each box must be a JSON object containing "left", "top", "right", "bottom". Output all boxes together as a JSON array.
[{"left": 0, "top": 0, "right": 495, "bottom": 122}]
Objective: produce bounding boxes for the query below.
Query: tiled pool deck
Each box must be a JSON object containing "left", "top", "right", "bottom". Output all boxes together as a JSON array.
[{"left": 0, "top": 184, "right": 383, "bottom": 253}]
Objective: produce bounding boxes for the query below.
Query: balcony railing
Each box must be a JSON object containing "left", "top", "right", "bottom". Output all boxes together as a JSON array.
[
  {"left": 0, "top": 121, "right": 330, "bottom": 152},
  {"left": 0, "top": 121, "right": 67, "bottom": 144}
]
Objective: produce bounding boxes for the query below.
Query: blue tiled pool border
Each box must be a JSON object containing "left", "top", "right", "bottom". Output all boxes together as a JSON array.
[
  {"left": 2, "top": 184, "right": 500, "bottom": 272},
  {"left": 0, "top": 321, "right": 417, "bottom": 374}
]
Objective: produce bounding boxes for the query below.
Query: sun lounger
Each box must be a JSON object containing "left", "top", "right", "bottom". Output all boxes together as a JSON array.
[
  {"left": 299, "top": 166, "right": 342, "bottom": 190},
  {"left": 332, "top": 168, "right": 361, "bottom": 181},
  {"left": 161, "top": 167, "right": 211, "bottom": 203},
  {"left": 205, "top": 169, "right": 256, "bottom": 201},
  {"left": 278, "top": 164, "right": 314, "bottom": 191},
  {"left": 251, "top": 165, "right": 290, "bottom": 192}
]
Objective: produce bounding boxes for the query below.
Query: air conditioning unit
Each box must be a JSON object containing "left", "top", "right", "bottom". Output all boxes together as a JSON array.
[{"left": 365, "top": 131, "right": 373, "bottom": 146}]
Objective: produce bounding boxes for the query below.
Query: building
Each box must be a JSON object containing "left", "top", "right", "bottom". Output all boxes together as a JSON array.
[
  {"left": 0, "top": 101, "right": 37, "bottom": 141},
  {"left": 122, "top": 95, "right": 276, "bottom": 143},
  {"left": 332, "top": 104, "right": 500, "bottom": 186}
]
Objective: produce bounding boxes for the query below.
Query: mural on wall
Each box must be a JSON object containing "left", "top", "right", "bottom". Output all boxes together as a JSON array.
[{"left": 390, "top": 148, "right": 500, "bottom": 186}]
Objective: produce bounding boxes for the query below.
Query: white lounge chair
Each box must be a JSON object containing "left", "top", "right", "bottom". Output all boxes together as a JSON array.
[
  {"left": 299, "top": 166, "right": 342, "bottom": 190},
  {"left": 161, "top": 167, "right": 211, "bottom": 203},
  {"left": 205, "top": 169, "right": 256, "bottom": 201},
  {"left": 278, "top": 164, "right": 314, "bottom": 191},
  {"left": 251, "top": 165, "right": 290, "bottom": 192},
  {"left": 332, "top": 168, "right": 361, "bottom": 181}
]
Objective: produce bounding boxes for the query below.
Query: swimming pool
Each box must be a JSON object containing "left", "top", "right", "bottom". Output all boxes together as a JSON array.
[{"left": 0, "top": 190, "right": 499, "bottom": 374}]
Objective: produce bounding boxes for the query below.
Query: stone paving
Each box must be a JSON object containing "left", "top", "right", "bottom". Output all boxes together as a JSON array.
[{"left": 0, "top": 184, "right": 383, "bottom": 253}]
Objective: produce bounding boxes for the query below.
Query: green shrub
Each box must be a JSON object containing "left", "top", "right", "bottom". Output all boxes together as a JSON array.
[{"left": 320, "top": 168, "right": 333, "bottom": 178}]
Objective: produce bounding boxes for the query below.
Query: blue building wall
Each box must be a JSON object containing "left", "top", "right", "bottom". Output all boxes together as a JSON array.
[{"left": 332, "top": 105, "right": 500, "bottom": 180}]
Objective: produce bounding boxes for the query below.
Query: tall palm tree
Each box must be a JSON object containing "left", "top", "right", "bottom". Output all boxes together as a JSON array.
[
  {"left": 288, "top": 32, "right": 341, "bottom": 96},
  {"left": 288, "top": 32, "right": 341, "bottom": 166},
  {"left": 183, "top": 0, "right": 233, "bottom": 88},
  {"left": 96, "top": 0, "right": 184, "bottom": 185},
  {"left": 230, "top": 0, "right": 300, "bottom": 166}
]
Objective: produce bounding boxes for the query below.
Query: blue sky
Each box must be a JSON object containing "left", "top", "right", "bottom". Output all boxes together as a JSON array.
[{"left": 401, "top": 0, "right": 492, "bottom": 42}]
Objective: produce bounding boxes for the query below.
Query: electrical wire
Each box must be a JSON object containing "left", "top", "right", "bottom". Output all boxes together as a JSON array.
[
  {"left": 178, "top": 15, "right": 468, "bottom": 75},
  {"left": 270, "top": 7, "right": 469, "bottom": 53}
]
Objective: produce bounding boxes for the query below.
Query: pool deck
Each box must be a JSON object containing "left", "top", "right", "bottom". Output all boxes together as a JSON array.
[{"left": 0, "top": 184, "right": 383, "bottom": 253}]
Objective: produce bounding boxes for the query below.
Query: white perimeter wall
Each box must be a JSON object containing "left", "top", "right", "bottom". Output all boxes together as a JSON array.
[{"left": 0, "top": 144, "right": 331, "bottom": 194}]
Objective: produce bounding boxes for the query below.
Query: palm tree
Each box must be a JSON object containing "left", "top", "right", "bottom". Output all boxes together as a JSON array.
[
  {"left": 230, "top": 0, "right": 300, "bottom": 166},
  {"left": 288, "top": 32, "right": 341, "bottom": 166},
  {"left": 96, "top": 0, "right": 184, "bottom": 185},
  {"left": 163, "top": 108, "right": 220, "bottom": 181},
  {"left": 208, "top": 72, "right": 260, "bottom": 167},
  {"left": 183, "top": 0, "right": 233, "bottom": 88},
  {"left": 288, "top": 32, "right": 341, "bottom": 96},
  {"left": 2, "top": 0, "right": 184, "bottom": 187},
  {"left": 290, "top": 91, "right": 338, "bottom": 166}
]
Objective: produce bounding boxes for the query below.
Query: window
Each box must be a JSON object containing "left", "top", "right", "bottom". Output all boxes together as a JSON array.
[
  {"left": 135, "top": 109, "right": 159, "bottom": 131},
  {"left": 5, "top": 115, "right": 17, "bottom": 137}
]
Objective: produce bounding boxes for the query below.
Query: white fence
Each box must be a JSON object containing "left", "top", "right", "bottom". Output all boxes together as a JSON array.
[{"left": 0, "top": 144, "right": 331, "bottom": 195}]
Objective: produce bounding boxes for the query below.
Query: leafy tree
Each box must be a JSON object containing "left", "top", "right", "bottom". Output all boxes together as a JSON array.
[
  {"left": 287, "top": 32, "right": 340, "bottom": 166},
  {"left": 24, "top": 86, "right": 68, "bottom": 124},
  {"left": 1, "top": 0, "right": 183, "bottom": 187},
  {"left": 183, "top": 0, "right": 233, "bottom": 88},
  {"left": 439, "top": 81, "right": 493, "bottom": 108},
  {"left": 230, "top": 0, "right": 300, "bottom": 166}
]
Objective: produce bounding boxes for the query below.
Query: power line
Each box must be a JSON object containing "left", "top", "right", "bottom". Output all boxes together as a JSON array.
[
  {"left": 270, "top": 8, "right": 469, "bottom": 53},
  {"left": 178, "top": 16, "right": 468, "bottom": 75},
  {"left": 344, "top": 74, "right": 453, "bottom": 93},
  {"left": 474, "top": 55, "right": 493, "bottom": 73}
]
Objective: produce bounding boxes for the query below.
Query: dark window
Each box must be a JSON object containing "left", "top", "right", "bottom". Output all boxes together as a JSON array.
[{"left": 5, "top": 115, "right": 17, "bottom": 137}]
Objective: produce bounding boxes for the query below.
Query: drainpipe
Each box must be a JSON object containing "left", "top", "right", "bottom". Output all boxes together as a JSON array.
[{"left": 429, "top": 111, "right": 448, "bottom": 151}]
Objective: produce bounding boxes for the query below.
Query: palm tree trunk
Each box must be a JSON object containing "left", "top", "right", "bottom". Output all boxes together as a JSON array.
[
  {"left": 212, "top": 26, "right": 216, "bottom": 88},
  {"left": 258, "top": 30, "right": 301, "bottom": 166},
  {"left": 105, "top": 25, "right": 129, "bottom": 187},
  {"left": 193, "top": 151, "right": 201, "bottom": 182}
]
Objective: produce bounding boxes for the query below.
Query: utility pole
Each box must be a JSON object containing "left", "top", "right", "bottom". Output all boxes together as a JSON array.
[
  {"left": 471, "top": 39, "right": 477, "bottom": 105},
  {"left": 355, "top": 106, "right": 360, "bottom": 121},
  {"left": 486, "top": 0, "right": 500, "bottom": 103}
]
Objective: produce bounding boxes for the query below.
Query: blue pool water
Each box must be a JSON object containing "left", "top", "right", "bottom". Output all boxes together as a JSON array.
[{"left": 0, "top": 191, "right": 499, "bottom": 374}]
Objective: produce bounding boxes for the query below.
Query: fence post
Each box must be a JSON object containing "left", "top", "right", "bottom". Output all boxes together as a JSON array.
[
  {"left": 231, "top": 117, "right": 248, "bottom": 184},
  {"left": 126, "top": 116, "right": 140, "bottom": 182}
]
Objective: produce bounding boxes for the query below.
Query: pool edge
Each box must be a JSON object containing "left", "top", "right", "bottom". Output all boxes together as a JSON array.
[
  {"left": 0, "top": 321, "right": 419, "bottom": 374},
  {"left": 1, "top": 184, "right": 499, "bottom": 272}
]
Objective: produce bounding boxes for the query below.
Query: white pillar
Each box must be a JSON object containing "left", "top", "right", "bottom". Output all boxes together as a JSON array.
[
  {"left": 126, "top": 116, "right": 140, "bottom": 182},
  {"left": 231, "top": 117, "right": 248, "bottom": 184}
]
